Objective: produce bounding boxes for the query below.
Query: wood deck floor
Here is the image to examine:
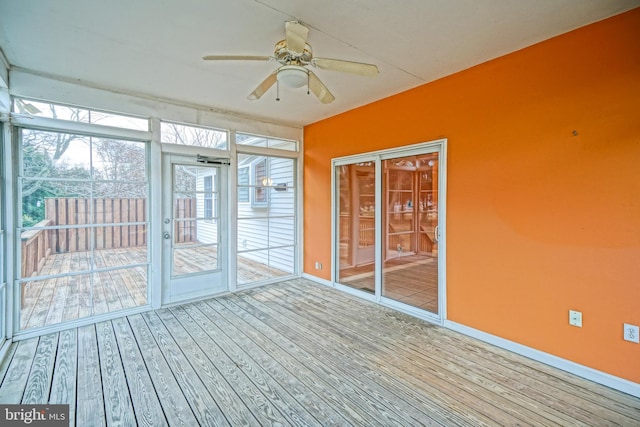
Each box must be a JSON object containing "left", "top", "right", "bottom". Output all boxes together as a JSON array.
[
  {"left": 21, "top": 247, "right": 290, "bottom": 330},
  {"left": 2, "top": 278, "right": 639, "bottom": 426}
]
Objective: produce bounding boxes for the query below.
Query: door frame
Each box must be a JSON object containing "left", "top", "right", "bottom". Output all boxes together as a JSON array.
[
  {"left": 160, "top": 146, "right": 230, "bottom": 305},
  {"left": 331, "top": 138, "right": 447, "bottom": 324}
]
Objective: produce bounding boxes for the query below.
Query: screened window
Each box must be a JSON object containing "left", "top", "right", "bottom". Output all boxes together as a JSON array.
[
  {"left": 237, "top": 153, "right": 296, "bottom": 285},
  {"left": 236, "top": 133, "right": 297, "bottom": 151},
  {"left": 13, "top": 98, "right": 149, "bottom": 131},
  {"left": 161, "top": 121, "right": 228, "bottom": 149},
  {"left": 17, "top": 128, "right": 149, "bottom": 331}
]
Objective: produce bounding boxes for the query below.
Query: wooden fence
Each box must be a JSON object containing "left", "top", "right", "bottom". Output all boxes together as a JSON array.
[
  {"left": 174, "top": 198, "right": 197, "bottom": 244},
  {"left": 45, "top": 198, "right": 148, "bottom": 253},
  {"left": 20, "top": 197, "right": 197, "bottom": 278}
]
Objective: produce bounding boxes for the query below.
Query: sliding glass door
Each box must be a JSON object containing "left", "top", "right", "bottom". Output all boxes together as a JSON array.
[
  {"left": 333, "top": 140, "right": 446, "bottom": 321},
  {"left": 382, "top": 152, "right": 440, "bottom": 313},
  {"left": 336, "top": 162, "right": 376, "bottom": 294}
]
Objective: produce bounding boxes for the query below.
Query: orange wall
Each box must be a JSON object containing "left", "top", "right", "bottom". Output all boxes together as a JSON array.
[{"left": 303, "top": 9, "right": 640, "bottom": 383}]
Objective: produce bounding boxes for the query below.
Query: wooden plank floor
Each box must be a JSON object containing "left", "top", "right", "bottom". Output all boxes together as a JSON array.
[
  {"left": 21, "top": 247, "right": 290, "bottom": 330},
  {"left": 2, "top": 278, "right": 639, "bottom": 426}
]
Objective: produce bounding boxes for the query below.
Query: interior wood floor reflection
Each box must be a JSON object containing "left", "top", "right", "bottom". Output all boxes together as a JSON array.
[
  {"left": 2, "top": 279, "right": 639, "bottom": 426},
  {"left": 339, "top": 254, "right": 438, "bottom": 312}
]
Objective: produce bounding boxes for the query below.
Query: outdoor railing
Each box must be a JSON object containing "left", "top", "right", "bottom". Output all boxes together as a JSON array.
[
  {"left": 21, "top": 219, "right": 53, "bottom": 279},
  {"left": 20, "top": 197, "right": 197, "bottom": 279}
]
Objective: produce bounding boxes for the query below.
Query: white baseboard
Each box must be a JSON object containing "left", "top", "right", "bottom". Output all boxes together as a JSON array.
[
  {"left": 300, "top": 276, "right": 639, "bottom": 398},
  {"left": 301, "top": 273, "right": 333, "bottom": 287},
  {"left": 445, "top": 320, "right": 640, "bottom": 398}
]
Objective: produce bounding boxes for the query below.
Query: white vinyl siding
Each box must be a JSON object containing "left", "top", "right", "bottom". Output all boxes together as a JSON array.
[
  {"left": 237, "top": 153, "right": 295, "bottom": 282},
  {"left": 196, "top": 170, "right": 218, "bottom": 245}
]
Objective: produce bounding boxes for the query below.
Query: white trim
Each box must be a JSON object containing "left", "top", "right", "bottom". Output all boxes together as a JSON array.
[
  {"left": 10, "top": 115, "right": 151, "bottom": 141},
  {"left": 0, "top": 88, "right": 9, "bottom": 114},
  {"left": 0, "top": 339, "right": 12, "bottom": 368},
  {"left": 228, "top": 130, "right": 238, "bottom": 293},
  {"left": 445, "top": 320, "right": 640, "bottom": 398},
  {"left": 334, "top": 282, "right": 377, "bottom": 303},
  {"left": 4, "top": 122, "right": 15, "bottom": 339},
  {"left": 9, "top": 68, "right": 302, "bottom": 141},
  {"left": 374, "top": 158, "right": 383, "bottom": 300},
  {"left": 380, "top": 296, "right": 442, "bottom": 324},
  {"left": 236, "top": 144, "right": 300, "bottom": 159},
  {"left": 0, "top": 48, "right": 8, "bottom": 89},
  {"left": 161, "top": 142, "right": 230, "bottom": 158},
  {"left": 149, "top": 118, "right": 162, "bottom": 309},
  {"left": 437, "top": 140, "right": 447, "bottom": 322},
  {"left": 330, "top": 138, "right": 447, "bottom": 322},
  {"left": 335, "top": 139, "right": 446, "bottom": 165},
  {"left": 301, "top": 272, "right": 333, "bottom": 288},
  {"left": 296, "top": 136, "right": 304, "bottom": 279},
  {"left": 13, "top": 304, "right": 153, "bottom": 341}
]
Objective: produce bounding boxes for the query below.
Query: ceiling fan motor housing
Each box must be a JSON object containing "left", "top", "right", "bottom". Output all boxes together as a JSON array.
[{"left": 274, "top": 40, "right": 312, "bottom": 65}]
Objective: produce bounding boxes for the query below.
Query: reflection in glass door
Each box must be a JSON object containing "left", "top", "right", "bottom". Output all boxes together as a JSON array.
[
  {"left": 336, "top": 162, "right": 376, "bottom": 294},
  {"left": 382, "top": 153, "right": 439, "bottom": 314}
]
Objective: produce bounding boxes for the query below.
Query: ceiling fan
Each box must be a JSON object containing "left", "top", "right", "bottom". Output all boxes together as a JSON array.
[{"left": 203, "top": 21, "right": 379, "bottom": 104}]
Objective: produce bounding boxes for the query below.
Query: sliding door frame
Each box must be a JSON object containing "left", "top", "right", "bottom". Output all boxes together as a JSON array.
[{"left": 331, "top": 138, "right": 447, "bottom": 324}]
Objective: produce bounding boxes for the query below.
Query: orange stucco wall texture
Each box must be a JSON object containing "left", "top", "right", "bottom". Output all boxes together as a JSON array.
[{"left": 302, "top": 8, "right": 640, "bottom": 383}]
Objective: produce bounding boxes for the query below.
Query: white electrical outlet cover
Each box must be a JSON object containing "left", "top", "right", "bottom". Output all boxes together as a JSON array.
[
  {"left": 624, "top": 324, "right": 639, "bottom": 343},
  {"left": 569, "top": 310, "right": 582, "bottom": 327}
]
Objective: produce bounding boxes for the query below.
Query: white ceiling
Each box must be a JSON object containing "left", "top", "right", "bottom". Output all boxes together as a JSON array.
[{"left": 0, "top": 0, "right": 638, "bottom": 127}]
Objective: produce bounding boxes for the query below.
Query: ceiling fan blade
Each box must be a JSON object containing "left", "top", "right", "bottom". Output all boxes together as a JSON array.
[
  {"left": 313, "top": 58, "right": 379, "bottom": 77},
  {"left": 248, "top": 72, "right": 277, "bottom": 100},
  {"left": 308, "top": 71, "right": 335, "bottom": 104},
  {"left": 285, "top": 21, "right": 309, "bottom": 54},
  {"left": 203, "top": 55, "right": 271, "bottom": 61}
]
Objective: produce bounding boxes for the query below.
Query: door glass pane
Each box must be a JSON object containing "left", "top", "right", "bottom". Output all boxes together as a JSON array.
[
  {"left": 172, "top": 164, "right": 219, "bottom": 276},
  {"left": 382, "top": 153, "right": 439, "bottom": 313},
  {"left": 173, "top": 244, "right": 218, "bottom": 276},
  {"left": 336, "top": 162, "right": 376, "bottom": 293}
]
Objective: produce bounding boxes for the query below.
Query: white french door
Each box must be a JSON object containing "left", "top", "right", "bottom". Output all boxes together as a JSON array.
[{"left": 161, "top": 153, "right": 228, "bottom": 303}]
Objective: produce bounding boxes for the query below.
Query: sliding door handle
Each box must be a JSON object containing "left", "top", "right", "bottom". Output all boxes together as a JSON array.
[{"left": 434, "top": 225, "right": 440, "bottom": 243}]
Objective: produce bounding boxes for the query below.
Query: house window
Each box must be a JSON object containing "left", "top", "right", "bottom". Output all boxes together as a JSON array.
[
  {"left": 238, "top": 166, "right": 249, "bottom": 203},
  {"left": 253, "top": 158, "right": 269, "bottom": 207},
  {"left": 204, "top": 175, "right": 213, "bottom": 221}
]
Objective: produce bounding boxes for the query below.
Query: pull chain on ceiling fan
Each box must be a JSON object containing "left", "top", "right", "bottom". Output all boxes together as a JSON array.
[{"left": 203, "top": 21, "right": 379, "bottom": 104}]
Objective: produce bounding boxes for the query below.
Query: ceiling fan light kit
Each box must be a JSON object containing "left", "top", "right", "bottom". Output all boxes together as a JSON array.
[
  {"left": 277, "top": 65, "right": 309, "bottom": 88},
  {"left": 203, "top": 21, "right": 378, "bottom": 104}
]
